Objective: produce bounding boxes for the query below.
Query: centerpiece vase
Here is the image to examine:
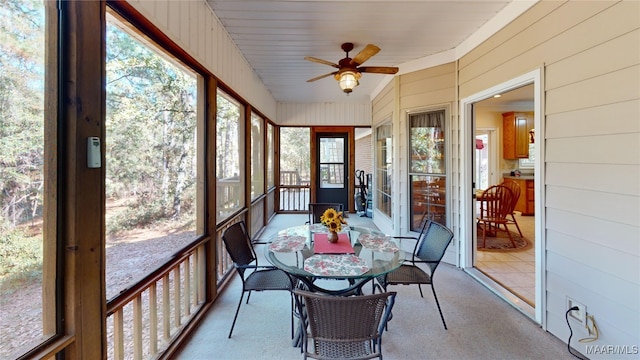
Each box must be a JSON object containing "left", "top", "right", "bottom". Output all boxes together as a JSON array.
[{"left": 327, "top": 230, "right": 338, "bottom": 243}]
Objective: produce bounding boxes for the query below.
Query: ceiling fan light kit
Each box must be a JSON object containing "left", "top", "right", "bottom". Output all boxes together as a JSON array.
[
  {"left": 337, "top": 71, "right": 360, "bottom": 94},
  {"left": 305, "top": 42, "right": 399, "bottom": 95}
]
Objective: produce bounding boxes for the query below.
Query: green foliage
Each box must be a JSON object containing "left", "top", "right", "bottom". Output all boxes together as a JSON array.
[
  {"left": 0, "top": 222, "right": 42, "bottom": 290},
  {"left": 280, "top": 127, "right": 310, "bottom": 180},
  {"left": 216, "top": 93, "right": 241, "bottom": 179},
  {"left": 105, "top": 23, "right": 197, "bottom": 232},
  {"left": 0, "top": 0, "right": 45, "bottom": 227},
  {"left": 1, "top": 7, "right": 200, "bottom": 249}
]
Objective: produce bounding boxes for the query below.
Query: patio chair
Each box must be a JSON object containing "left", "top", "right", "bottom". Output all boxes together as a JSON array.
[
  {"left": 307, "top": 202, "right": 344, "bottom": 225},
  {"left": 500, "top": 180, "right": 524, "bottom": 237},
  {"left": 221, "top": 221, "right": 294, "bottom": 338},
  {"left": 375, "top": 220, "right": 454, "bottom": 329},
  {"left": 293, "top": 289, "right": 396, "bottom": 360},
  {"left": 476, "top": 184, "right": 516, "bottom": 248}
]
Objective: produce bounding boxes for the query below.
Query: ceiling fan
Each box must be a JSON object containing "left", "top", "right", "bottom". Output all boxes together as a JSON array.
[{"left": 305, "top": 43, "right": 399, "bottom": 94}]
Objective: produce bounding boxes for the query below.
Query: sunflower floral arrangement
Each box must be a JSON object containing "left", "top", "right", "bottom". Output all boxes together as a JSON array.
[{"left": 320, "top": 208, "right": 347, "bottom": 232}]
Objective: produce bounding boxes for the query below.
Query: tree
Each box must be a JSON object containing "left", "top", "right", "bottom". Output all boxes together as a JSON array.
[
  {"left": 280, "top": 128, "right": 310, "bottom": 181},
  {"left": 105, "top": 23, "right": 197, "bottom": 230},
  {"left": 0, "top": 0, "right": 45, "bottom": 227}
]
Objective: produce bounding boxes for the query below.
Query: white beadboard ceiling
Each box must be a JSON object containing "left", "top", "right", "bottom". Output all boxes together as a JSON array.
[{"left": 205, "top": 0, "right": 531, "bottom": 104}]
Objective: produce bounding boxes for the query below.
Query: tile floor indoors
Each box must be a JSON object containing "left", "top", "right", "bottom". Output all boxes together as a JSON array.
[{"left": 476, "top": 212, "right": 536, "bottom": 306}]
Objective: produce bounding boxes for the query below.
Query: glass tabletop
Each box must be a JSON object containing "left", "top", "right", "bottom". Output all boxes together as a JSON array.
[{"left": 265, "top": 225, "right": 405, "bottom": 280}]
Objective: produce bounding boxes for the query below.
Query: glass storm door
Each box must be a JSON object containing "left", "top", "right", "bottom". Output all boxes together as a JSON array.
[{"left": 316, "top": 133, "right": 349, "bottom": 210}]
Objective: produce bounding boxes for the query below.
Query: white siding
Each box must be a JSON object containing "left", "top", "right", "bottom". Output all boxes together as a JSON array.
[
  {"left": 371, "top": 81, "right": 396, "bottom": 235},
  {"left": 458, "top": 0, "right": 640, "bottom": 355}
]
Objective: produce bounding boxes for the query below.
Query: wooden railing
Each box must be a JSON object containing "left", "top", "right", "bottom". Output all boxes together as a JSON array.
[
  {"left": 279, "top": 170, "right": 310, "bottom": 212},
  {"left": 105, "top": 212, "right": 244, "bottom": 359},
  {"left": 106, "top": 245, "right": 206, "bottom": 360},
  {"left": 279, "top": 185, "right": 310, "bottom": 211}
]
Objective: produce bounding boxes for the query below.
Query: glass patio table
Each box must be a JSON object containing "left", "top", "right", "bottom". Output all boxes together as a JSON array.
[{"left": 265, "top": 224, "right": 405, "bottom": 296}]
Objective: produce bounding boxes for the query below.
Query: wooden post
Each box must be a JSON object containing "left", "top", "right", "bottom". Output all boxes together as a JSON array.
[{"left": 61, "top": 1, "right": 107, "bottom": 358}]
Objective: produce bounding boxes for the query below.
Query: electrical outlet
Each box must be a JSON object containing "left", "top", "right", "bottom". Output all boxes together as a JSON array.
[{"left": 567, "top": 297, "right": 586, "bottom": 325}]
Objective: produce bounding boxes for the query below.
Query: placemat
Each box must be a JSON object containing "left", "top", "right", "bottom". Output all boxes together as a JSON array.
[
  {"left": 303, "top": 254, "right": 370, "bottom": 276},
  {"left": 268, "top": 235, "right": 306, "bottom": 252},
  {"left": 358, "top": 234, "right": 399, "bottom": 252},
  {"left": 313, "top": 233, "right": 354, "bottom": 254}
]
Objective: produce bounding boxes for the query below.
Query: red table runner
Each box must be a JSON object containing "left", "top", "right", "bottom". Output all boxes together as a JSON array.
[{"left": 313, "top": 233, "right": 354, "bottom": 254}]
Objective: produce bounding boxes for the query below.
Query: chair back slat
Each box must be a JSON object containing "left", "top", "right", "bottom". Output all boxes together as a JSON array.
[
  {"left": 479, "top": 185, "right": 513, "bottom": 221},
  {"left": 501, "top": 180, "right": 521, "bottom": 213},
  {"left": 415, "top": 221, "right": 454, "bottom": 273},
  {"left": 294, "top": 289, "right": 396, "bottom": 359},
  {"left": 221, "top": 222, "right": 257, "bottom": 270},
  {"left": 308, "top": 203, "right": 344, "bottom": 224}
]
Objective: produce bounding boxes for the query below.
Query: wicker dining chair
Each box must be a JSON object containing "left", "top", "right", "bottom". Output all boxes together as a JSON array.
[
  {"left": 221, "top": 221, "right": 294, "bottom": 338},
  {"left": 375, "top": 220, "right": 454, "bottom": 329},
  {"left": 293, "top": 289, "right": 396, "bottom": 360}
]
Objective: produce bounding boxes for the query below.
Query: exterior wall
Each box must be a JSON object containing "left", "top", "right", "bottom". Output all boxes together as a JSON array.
[
  {"left": 354, "top": 134, "right": 372, "bottom": 175},
  {"left": 127, "top": 0, "right": 277, "bottom": 119},
  {"left": 458, "top": 0, "right": 639, "bottom": 354},
  {"left": 371, "top": 80, "right": 396, "bottom": 234},
  {"left": 372, "top": 81, "right": 395, "bottom": 124},
  {"left": 399, "top": 63, "right": 457, "bottom": 244},
  {"left": 276, "top": 102, "right": 372, "bottom": 126},
  {"left": 373, "top": 63, "right": 458, "bottom": 263}
]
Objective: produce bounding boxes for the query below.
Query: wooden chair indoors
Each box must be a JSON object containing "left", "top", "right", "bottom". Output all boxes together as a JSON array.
[
  {"left": 476, "top": 185, "right": 516, "bottom": 248},
  {"left": 375, "top": 220, "right": 454, "bottom": 329},
  {"left": 293, "top": 289, "right": 397, "bottom": 360},
  {"left": 307, "top": 202, "right": 344, "bottom": 225},
  {"left": 500, "top": 180, "right": 524, "bottom": 237},
  {"left": 221, "top": 221, "right": 294, "bottom": 338}
]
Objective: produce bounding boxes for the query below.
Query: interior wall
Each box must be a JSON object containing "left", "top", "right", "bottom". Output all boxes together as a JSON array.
[
  {"left": 474, "top": 108, "right": 519, "bottom": 174},
  {"left": 458, "top": 0, "right": 639, "bottom": 354}
]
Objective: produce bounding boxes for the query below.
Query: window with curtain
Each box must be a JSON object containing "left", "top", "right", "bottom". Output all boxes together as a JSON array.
[
  {"left": 409, "top": 110, "right": 447, "bottom": 230},
  {"left": 250, "top": 112, "right": 264, "bottom": 200},
  {"left": 216, "top": 91, "right": 244, "bottom": 220},
  {"left": 375, "top": 123, "right": 393, "bottom": 219},
  {"left": 105, "top": 16, "right": 202, "bottom": 300},
  {"left": 0, "top": 1, "right": 59, "bottom": 356}
]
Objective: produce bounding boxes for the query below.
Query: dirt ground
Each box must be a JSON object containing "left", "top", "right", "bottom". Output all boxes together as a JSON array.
[{"left": 0, "top": 226, "right": 195, "bottom": 358}]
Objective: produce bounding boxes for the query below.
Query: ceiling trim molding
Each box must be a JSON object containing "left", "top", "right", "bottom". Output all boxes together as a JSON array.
[{"left": 370, "top": 0, "right": 539, "bottom": 101}]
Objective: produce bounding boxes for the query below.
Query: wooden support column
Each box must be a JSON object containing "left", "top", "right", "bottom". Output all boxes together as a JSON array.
[
  {"left": 206, "top": 76, "right": 218, "bottom": 301},
  {"left": 60, "top": 0, "right": 107, "bottom": 358}
]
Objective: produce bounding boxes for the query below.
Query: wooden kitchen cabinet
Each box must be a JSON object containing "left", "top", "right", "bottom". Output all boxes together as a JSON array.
[
  {"left": 508, "top": 178, "right": 535, "bottom": 215},
  {"left": 503, "top": 111, "right": 534, "bottom": 159}
]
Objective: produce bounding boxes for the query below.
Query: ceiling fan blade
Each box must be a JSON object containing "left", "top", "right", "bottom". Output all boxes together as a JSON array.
[
  {"left": 358, "top": 66, "right": 399, "bottom": 75},
  {"left": 351, "top": 44, "right": 380, "bottom": 66},
  {"left": 307, "top": 71, "right": 338, "bottom": 82},
  {"left": 304, "top": 56, "right": 339, "bottom": 68}
]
